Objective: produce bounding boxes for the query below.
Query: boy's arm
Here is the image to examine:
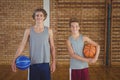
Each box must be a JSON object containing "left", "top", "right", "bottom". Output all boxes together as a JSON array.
[
  {"left": 83, "top": 36, "right": 100, "bottom": 62},
  {"left": 11, "top": 28, "right": 30, "bottom": 72},
  {"left": 66, "top": 39, "right": 90, "bottom": 63},
  {"left": 49, "top": 28, "right": 56, "bottom": 73}
]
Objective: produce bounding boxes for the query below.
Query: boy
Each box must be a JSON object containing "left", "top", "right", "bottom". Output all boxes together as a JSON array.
[{"left": 11, "top": 8, "right": 56, "bottom": 80}]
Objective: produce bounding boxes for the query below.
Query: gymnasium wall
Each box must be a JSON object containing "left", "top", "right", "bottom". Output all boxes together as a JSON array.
[{"left": 0, "top": 0, "right": 120, "bottom": 67}]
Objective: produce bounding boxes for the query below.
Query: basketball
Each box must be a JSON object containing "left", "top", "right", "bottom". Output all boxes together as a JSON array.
[
  {"left": 15, "top": 56, "right": 31, "bottom": 70},
  {"left": 83, "top": 44, "right": 96, "bottom": 58}
]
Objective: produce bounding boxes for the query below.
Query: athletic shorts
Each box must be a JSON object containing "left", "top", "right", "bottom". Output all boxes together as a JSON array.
[
  {"left": 30, "top": 63, "right": 50, "bottom": 80},
  {"left": 71, "top": 68, "right": 89, "bottom": 80}
]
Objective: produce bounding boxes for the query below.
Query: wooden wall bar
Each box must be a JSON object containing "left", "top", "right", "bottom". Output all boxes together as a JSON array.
[{"left": 111, "top": 0, "right": 120, "bottom": 66}]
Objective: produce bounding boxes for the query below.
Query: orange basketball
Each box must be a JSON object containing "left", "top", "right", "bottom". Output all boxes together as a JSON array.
[{"left": 83, "top": 44, "right": 96, "bottom": 58}]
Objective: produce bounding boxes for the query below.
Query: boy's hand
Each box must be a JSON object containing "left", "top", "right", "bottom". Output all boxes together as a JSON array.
[
  {"left": 11, "top": 60, "right": 17, "bottom": 72},
  {"left": 89, "top": 58, "right": 97, "bottom": 64},
  {"left": 83, "top": 58, "right": 92, "bottom": 63},
  {"left": 50, "top": 61, "right": 56, "bottom": 73}
]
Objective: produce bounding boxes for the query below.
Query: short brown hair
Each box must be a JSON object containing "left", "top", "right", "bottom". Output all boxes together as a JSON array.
[
  {"left": 69, "top": 17, "right": 79, "bottom": 27},
  {"left": 32, "top": 8, "right": 47, "bottom": 20}
]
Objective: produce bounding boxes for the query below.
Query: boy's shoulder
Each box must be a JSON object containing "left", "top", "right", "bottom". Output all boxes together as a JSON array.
[
  {"left": 25, "top": 28, "right": 30, "bottom": 32},
  {"left": 81, "top": 34, "right": 88, "bottom": 38},
  {"left": 24, "top": 28, "right": 31, "bottom": 35}
]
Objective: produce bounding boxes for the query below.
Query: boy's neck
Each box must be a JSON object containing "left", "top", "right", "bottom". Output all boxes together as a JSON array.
[
  {"left": 35, "top": 23, "right": 44, "bottom": 28},
  {"left": 72, "top": 33, "right": 80, "bottom": 38}
]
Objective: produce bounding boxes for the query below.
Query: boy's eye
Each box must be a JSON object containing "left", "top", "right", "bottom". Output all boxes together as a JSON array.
[
  {"left": 35, "top": 15, "right": 39, "bottom": 17},
  {"left": 35, "top": 14, "right": 43, "bottom": 17}
]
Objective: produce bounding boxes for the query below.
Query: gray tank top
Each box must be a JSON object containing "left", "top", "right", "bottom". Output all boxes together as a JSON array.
[
  {"left": 69, "top": 34, "right": 88, "bottom": 69},
  {"left": 29, "top": 27, "right": 50, "bottom": 64}
]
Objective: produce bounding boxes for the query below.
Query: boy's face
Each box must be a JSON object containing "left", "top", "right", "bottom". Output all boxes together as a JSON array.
[
  {"left": 70, "top": 22, "right": 80, "bottom": 34},
  {"left": 35, "top": 11, "right": 45, "bottom": 23}
]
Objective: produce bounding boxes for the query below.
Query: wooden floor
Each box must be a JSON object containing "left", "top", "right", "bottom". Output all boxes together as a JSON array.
[{"left": 0, "top": 65, "right": 120, "bottom": 80}]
